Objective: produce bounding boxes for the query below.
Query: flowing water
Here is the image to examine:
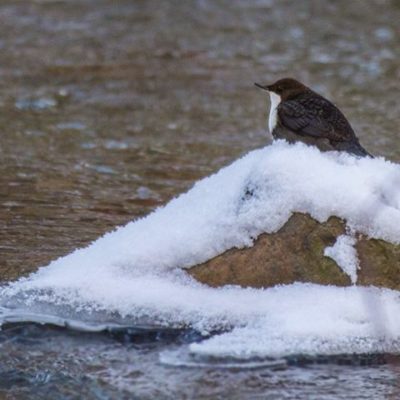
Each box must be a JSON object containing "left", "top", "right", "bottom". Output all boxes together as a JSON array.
[{"left": 1, "top": 0, "right": 400, "bottom": 398}]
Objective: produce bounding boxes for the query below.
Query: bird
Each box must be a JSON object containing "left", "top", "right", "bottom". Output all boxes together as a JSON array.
[{"left": 254, "top": 78, "right": 372, "bottom": 157}]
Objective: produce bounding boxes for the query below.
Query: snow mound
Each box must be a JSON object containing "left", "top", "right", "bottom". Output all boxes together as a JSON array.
[{"left": 1, "top": 141, "right": 400, "bottom": 358}]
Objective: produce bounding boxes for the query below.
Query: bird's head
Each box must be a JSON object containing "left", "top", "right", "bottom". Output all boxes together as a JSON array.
[{"left": 254, "top": 78, "right": 309, "bottom": 100}]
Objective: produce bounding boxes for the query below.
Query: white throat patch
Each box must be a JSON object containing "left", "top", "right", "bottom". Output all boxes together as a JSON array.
[{"left": 268, "top": 92, "right": 281, "bottom": 134}]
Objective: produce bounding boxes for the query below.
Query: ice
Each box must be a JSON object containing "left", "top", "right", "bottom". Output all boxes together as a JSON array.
[
  {"left": 2, "top": 141, "right": 400, "bottom": 358},
  {"left": 324, "top": 234, "right": 360, "bottom": 284}
]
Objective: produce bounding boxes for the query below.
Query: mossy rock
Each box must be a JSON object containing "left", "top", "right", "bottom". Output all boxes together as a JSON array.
[
  {"left": 188, "top": 213, "right": 400, "bottom": 289},
  {"left": 357, "top": 238, "right": 400, "bottom": 290}
]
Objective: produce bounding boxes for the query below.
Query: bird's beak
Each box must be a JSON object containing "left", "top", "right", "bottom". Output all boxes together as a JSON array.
[{"left": 254, "top": 82, "right": 269, "bottom": 91}]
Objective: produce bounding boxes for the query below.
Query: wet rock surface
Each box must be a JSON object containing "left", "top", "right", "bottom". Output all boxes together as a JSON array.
[{"left": 189, "top": 213, "right": 400, "bottom": 289}]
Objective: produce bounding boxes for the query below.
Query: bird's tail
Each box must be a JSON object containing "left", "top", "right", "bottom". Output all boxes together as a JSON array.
[{"left": 348, "top": 141, "right": 373, "bottom": 158}]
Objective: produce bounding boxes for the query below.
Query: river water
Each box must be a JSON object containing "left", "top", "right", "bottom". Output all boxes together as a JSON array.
[{"left": 1, "top": 0, "right": 400, "bottom": 398}]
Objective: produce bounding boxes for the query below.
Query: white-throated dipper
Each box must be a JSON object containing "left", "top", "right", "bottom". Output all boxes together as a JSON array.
[{"left": 255, "top": 78, "right": 372, "bottom": 157}]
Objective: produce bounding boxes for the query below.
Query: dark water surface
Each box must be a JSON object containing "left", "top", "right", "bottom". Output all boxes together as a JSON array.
[
  {"left": 1, "top": 0, "right": 400, "bottom": 398},
  {"left": 1, "top": 323, "right": 400, "bottom": 400}
]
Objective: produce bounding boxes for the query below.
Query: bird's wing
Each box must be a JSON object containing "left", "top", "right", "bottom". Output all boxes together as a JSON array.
[{"left": 277, "top": 96, "right": 354, "bottom": 142}]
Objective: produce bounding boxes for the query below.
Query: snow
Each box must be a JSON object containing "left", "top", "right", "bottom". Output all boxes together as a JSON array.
[
  {"left": 1, "top": 141, "right": 400, "bottom": 358},
  {"left": 189, "top": 284, "right": 400, "bottom": 359},
  {"left": 324, "top": 234, "right": 360, "bottom": 284}
]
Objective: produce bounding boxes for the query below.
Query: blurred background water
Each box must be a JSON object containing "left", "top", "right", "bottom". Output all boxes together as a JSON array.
[{"left": 0, "top": 0, "right": 400, "bottom": 398}]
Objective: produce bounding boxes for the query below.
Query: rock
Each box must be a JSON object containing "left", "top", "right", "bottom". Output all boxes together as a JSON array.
[
  {"left": 188, "top": 213, "right": 400, "bottom": 289},
  {"left": 357, "top": 238, "right": 400, "bottom": 290}
]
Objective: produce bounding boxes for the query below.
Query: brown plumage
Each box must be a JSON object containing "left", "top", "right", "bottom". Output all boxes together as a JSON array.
[{"left": 255, "top": 78, "right": 372, "bottom": 157}]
